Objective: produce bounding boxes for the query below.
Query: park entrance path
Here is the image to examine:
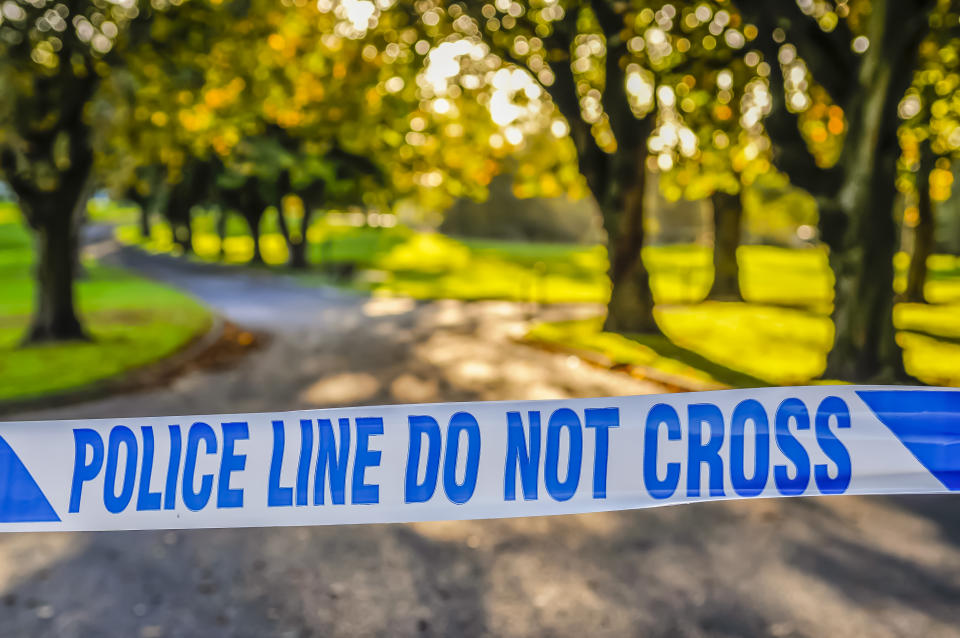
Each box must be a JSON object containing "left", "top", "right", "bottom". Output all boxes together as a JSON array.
[{"left": 2, "top": 245, "right": 960, "bottom": 637}]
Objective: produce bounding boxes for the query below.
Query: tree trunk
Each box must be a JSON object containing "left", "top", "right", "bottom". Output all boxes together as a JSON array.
[
  {"left": 247, "top": 213, "right": 263, "bottom": 265},
  {"left": 4, "top": 133, "right": 93, "bottom": 344},
  {"left": 732, "top": 0, "right": 932, "bottom": 382},
  {"left": 217, "top": 208, "right": 229, "bottom": 259},
  {"left": 289, "top": 206, "right": 313, "bottom": 269},
  {"left": 904, "top": 141, "right": 936, "bottom": 303},
  {"left": 601, "top": 170, "right": 657, "bottom": 334},
  {"left": 825, "top": 219, "right": 902, "bottom": 381},
  {"left": 521, "top": 12, "right": 659, "bottom": 336},
  {"left": 274, "top": 203, "right": 293, "bottom": 255},
  {"left": 707, "top": 190, "right": 743, "bottom": 301},
  {"left": 22, "top": 192, "right": 88, "bottom": 343},
  {"left": 598, "top": 125, "right": 658, "bottom": 334},
  {"left": 818, "top": 0, "right": 932, "bottom": 382},
  {"left": 823, "top": 82, "right": 907, "bottom": 381},
  {"left": 139, "top": 204, "right": 151, "bottom": 238},
  {"left": 173, "top": 220, "right": 192, "bottom": 254}
]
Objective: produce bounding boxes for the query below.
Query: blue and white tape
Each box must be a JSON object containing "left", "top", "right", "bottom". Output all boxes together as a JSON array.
[{"left": 0, "top": 386, "right": 957, "bottom": 532}]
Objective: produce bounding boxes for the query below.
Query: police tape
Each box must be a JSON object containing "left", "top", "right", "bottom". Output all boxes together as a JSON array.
[{"left": 0, "top": 386, "right": 957, "bottom": 532}]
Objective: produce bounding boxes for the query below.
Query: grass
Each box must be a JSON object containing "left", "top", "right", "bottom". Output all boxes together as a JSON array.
[
  {"left": 115, "top": 213, "right": 960, "bottom": 388},
  {"left": 118, "top": 214, "right": 960, "bottom": 307},
  {"left": 528, "top": 305, "right": 960, "bottom": 388},
  {"left": 0, "top": 204, "right": 212, "bottom": 402}
]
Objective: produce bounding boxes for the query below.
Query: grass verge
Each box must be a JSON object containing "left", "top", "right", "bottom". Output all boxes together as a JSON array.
[
  {"left": 116, "top": 214, "right": 960, "bottom": 388},
  {"left": 0, "top": 206, "right": 212, "bottom": 403},
  {"left": 527, "top": 304, "right": 960, "bottom": 389}
]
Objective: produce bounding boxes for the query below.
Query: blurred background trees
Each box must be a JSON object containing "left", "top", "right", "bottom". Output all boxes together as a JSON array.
[
  {"left": 3, "top": 0, "right": 960, "bottom": 385},
  {"left": 0, "top": 0, "right": 157, "bottom": 341}
]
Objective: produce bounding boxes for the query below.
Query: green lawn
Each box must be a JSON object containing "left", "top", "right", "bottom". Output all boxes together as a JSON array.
[
  {"left": 116, "top": 214, "right": 960, "bottom": 387},
  {"left": 0, "top": 204, "right": 212, "bottom": 402},
  {"left": 118, "top": 214, "right": 960, "bottom": 306},
  {"left": 527, "top": 307, "right": 960, "bottom": 388}
]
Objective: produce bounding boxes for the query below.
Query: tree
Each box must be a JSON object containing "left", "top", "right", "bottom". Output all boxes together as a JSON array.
[
  {"left": 0, "top": 0, "right": 158, "bottom": 342},
  {"left": 102, "top": 0, "right": 429, "bottom": 269},
  {"left": 731, "top": 0, "right": 952, "bottom": 380},
  {"left": 118, "top": 166, "right": 165, "bottom": 238},
  {"left": 898, "top": 17, "right": 960, "bottom": 303},
  {"left": 426, "top": 0, "right": 754, "bottom": 333},
  {"left": 658, "top": 47, "right": 773, "bottom": 302}
]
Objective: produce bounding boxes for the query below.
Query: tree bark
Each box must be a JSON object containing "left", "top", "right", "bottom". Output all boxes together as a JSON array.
[
  {"left": 247, "top": 212, "right": 264, "bottom": 264},
  {"left": 600, "top": 143, "right": 658, "bottom": 334},
  {"left": 274, "top": 204, "right": 292, "bottom": 253},
  {"left": 707, "top": 190, "right": 743, "bottom": 301},
  {"left": 904, "top": 141, "right": 936, "bottom": 303},
  {"left": 820, "top": 0, "right": 932, "bottom": 381},
  {"left": 20, "top": 186, "right": 89, "bottom": 343},
  {"left": 164, "top": 188, "right": 194, "bottom": 255},
  {"left": 822, "top": 151, "right": 905, "bottom": 382},
  {"left": 0, "top": 10, "right": 103, "bottom": 344},
  {"left": 825, "top": 201, "right": 902, "bottom": 381},
  {"left": 290, "top": 182, "right": 326, "bottom": 269},
  {"left": 3, "top": 144, "right": 92, "bottom": 343},
  {"left": 173, "top": 220, "right": 193, "bottom": 254},
  {"left": 735, "top": 0, "right": 933, "bottom": 381},
  {"left": 139, "top": 205, "right": 151, "bottom": 239},
  {"left": 288, "top": 206, "right": 312, "bottom": 269},
  {"left": 499, "top": 5, "right": 659, "bottom": 335},
  {"left": 217, "top": 208, "right": 229, "bottom": 259}
]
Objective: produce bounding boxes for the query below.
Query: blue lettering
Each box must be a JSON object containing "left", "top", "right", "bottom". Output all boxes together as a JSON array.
[
  {"left": 69, "top": 429, "right": 104, "bottom": 513},
  {"left": 815, "top": 396, "right": 852, "bottom": 494},
  {"left": 643, "top": 404, "right": 681, "bottom": 499},
  {"left": 505, "top": 411, "right": 540, "bottom": 501},
  {"left": 352, "top": 417, "right": 382, "bottom": 504},
  {"left": 164, "top": 425, "right": 182, "bottom": 510},
  {"left": 136, "top": 427, "right": 162, "bottom": 511},
  {"left": 182, "top": 422, "right": 216, "bottom": 511},
  {"left": 405, "top": 415, "right": 441, "bottom": 503},
  {"left": 774, "top": 398, "right": 811, "bottom": 495},
  {"left": 104, "top": 426, "right": 138, "bottom": 514},
  {"left": 296, "top": 419, "right": 313, "bottom": 506},
  {"left": 443, "top": 412, "right": 481, "bottom": 504},
  {"left": 218, "top": 421, "right": 248, "bottom": 508},
  {"left": 268, "top": 420, "right": 293, "bottom": 507},
  {"left": 315, "top": 418, "right": 350, "bottom": 505},
  {"left": 585, "top": 407, "right": 619, "bottom": 499},
  {"left": 730, "top": 399, "right": 769, "bottom": 497},
  {"left": 544, "top": 408, "right": 582, "bottom": 502},
  {"left": 687, "top": 403, "right": 725, "bottom": 497}
]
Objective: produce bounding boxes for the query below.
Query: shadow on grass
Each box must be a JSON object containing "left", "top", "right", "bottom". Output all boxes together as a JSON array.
[{"left": 625, "top": 332, "right": 771, "bottom": 388}]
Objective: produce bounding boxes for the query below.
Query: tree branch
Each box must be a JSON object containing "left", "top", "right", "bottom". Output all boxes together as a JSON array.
[
  {"left": 587, "top": 0, "right": 639, "bottom": 149},
  {"left": 733, "top": 0, "right": 860, "bottom": 110},
  {"left": 539, "top": 10, "right": 611, "bottom": 197},
  {"left": 457, "top": 2, "right": 609, "bottom": 195}
]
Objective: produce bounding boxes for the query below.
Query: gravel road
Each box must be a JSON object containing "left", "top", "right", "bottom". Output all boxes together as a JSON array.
[{"left": 2, "top": 245, "right": 959, "bottom": 638}]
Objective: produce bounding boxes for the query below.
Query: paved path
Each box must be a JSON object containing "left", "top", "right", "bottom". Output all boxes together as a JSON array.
[{"left": 2, "top": 247, "right": 959, "bottom": 637}]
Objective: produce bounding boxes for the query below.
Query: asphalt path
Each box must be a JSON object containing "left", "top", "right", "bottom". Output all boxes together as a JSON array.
[{"left": 2, "top": 244, "right": 959, "bottom": 637}]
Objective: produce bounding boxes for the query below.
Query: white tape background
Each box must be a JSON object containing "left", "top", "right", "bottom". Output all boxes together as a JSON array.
[{"left": 0, "top": 385, "right": 954, "bottom": 533}]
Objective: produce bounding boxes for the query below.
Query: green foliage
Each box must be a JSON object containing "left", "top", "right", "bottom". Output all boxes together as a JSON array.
[{"left": 0, "top": 0, "right": 166, "bottom": 202}]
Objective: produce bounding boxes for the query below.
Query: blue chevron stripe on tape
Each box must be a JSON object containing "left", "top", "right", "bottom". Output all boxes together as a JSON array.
[
  {"left": 0, "top": 435, "right": 60, "bottom": 523},
  {"left": 857, "top": 390, "right": 960, "bottom": 491}
]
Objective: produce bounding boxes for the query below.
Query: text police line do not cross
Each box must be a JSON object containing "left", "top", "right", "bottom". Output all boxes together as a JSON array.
[{"left": 66, "top": 396, "right": 854, "bottom": 515}]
